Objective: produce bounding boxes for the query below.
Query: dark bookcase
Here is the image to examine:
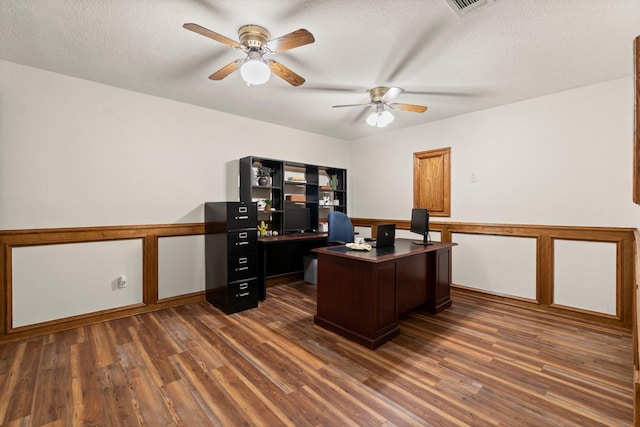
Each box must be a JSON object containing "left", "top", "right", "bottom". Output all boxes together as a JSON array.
[{"left": 239, "top": 156, "right": 347, "bottom": 236}]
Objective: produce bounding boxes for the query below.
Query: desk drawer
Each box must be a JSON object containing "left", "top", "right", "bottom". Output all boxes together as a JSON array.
[{"left": 228, "top": 253, "right": 258, "bottom": 282}]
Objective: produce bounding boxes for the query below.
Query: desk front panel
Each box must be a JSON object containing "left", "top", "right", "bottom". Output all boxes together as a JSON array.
[
  {"left": 313, "top": 240, "right": 455, "bottom": 348},
  {"left": 396, "top": 252, "right": 428, "bottom": 314},
  {"left": 428, "top": 246, "right": 452, "bottom": 312},
  {"left": 315, "top": 253, "right": 399, "bottom": 348}
]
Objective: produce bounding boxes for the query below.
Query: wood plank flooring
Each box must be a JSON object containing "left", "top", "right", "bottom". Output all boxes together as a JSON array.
[{"left": 0, "top": 282, "right": 633, "bottom": 426}]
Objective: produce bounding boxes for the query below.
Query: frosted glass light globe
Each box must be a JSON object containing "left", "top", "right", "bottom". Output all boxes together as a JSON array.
[
  {"left": 240, "top": 59, "right": 270, "bottom": 85},
  {"left": 366, "top": 110, "right": 395, "bottom": 127},
  {"left": 377, "top": 110, "right": 395, "bottom": 127},
  {"left": 366, "top": 112, "right": 378, "bottom": 126}
]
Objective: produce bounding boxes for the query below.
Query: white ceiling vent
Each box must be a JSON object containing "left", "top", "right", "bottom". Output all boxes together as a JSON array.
[{"left": 443, "top": 0, "right": 490, "bottom": 16}]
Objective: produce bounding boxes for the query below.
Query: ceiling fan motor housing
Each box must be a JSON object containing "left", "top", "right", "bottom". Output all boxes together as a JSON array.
[
  {"left": 238, "top": 25, "right": 270, "bottom": 48},
  {"left": 370, "top": 86, "right": 390, "bottom": 103}
]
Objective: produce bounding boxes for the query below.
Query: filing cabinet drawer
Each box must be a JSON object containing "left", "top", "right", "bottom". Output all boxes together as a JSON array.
[
  {"left": 227, "top": 203, "right": 257, "bottom": 230},
  {"left": 227, "top": 253, "right": 258, "bottom": 282},
  {"left": 228, "top": 229, "right": 258, "bottom": 254},
  {"left": 228, "top": 278, "right": 259, "bottom": 311}
]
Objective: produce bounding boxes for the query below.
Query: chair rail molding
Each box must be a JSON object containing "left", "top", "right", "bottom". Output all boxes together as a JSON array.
[
  {"left": 353, "top": 218, "right": 635, "bottom": 328},
  {"left": 0, "top": 219, "right": 634, "bottom": 342}
]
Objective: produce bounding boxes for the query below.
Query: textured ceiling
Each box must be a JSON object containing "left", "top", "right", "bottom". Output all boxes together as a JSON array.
[{"left": 1, "top": 0, "right": 639, "bottom": 140}]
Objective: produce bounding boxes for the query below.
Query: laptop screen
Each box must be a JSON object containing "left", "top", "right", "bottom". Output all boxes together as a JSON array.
[{"left": 374, "top": 224, "right": 396, "bottom": 248}]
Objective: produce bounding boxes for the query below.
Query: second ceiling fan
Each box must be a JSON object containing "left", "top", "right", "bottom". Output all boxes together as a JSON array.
[
  {"left": 183, "top": 23, "right": 315, "bottom": 86},
  {"left": 332, "top": 87, "right": 428, "bottom": 127}
]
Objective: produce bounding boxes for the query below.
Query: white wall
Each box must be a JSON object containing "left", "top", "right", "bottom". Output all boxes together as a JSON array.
[
  {"left": 0, "top": 60, "right": 348, "bottom": 230},
  {"left": 452, "top": 233, "right": 537, "bottom": 300},
  {"left": 0, "top": 60, "right": 349, "bottom": 326},
  {"left": 349, "top": 77, "right": 639, "bottom": 227},
  {"left": 158, "top": 235, "right": 205, "bottom": 300},
  {"left": 349, "top": 77, "right": 640, "bottom": 314},
  {"left": 2, "top": 58, "right": 639, "bottom": 325},
  {"left": 12, "top": 239, "right": 143, "bottom": 327},
  {"left": 554, "top": 239, "right": 617, "bottom": 315}
]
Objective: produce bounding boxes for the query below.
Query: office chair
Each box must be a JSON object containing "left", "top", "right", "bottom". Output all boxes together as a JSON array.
[
  {"left": 327, "top": 211, "right": 354, "bottom": 245},
  {"left": 304, "top": 211, "right": 354, "bottom": 285}
]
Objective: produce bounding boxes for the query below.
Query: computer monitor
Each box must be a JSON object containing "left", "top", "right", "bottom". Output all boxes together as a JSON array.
[
  {"left": 285, "top": 208, "right": 311, "bottom": 234},
  {"left": 410, "top": 208, "right": 431, "bottom": 245}
]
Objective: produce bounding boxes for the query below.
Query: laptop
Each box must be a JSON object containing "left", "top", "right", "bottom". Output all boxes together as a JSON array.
[{"left": 370, "top": 223, "right": 395, "bottom": 248}]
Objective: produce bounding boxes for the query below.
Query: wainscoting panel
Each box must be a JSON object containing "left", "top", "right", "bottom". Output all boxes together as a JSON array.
[
  {"left": 554, "top": 239, "right": 617, "bottom": 315},
  {"left": 158, "top": 235, "right": 205, "bottom": 300},
  {"left": 0, "top": 220, "right": 634, "bottom": 342},
  {"left": 351, "top": 218, "right": 634, "bottom": 327},
  {"left": 451, "top": 233, "right": 537, "bottom": 301},
  {"left": 0, "top": 223, "right": 205, "bottom": 342},
  {"left": 12, "top": 239, "right": 143, "bottom": 327}
]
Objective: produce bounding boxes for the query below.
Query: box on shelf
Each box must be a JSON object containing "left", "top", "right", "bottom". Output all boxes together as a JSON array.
[
  {"left": 286, "top": 194, "right": 306, "bottom": 202},
  {"left": 286, "top": 176, "right": 306, "bottom": 182}
]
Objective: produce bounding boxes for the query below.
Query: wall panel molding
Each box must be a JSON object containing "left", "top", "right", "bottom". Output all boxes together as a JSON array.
[
  {"left": 0, "top": 223, "right": 205, "bottom": 342},
  {"left": 352, "top": 218, "right": 635, "bottom": 328},
  {"left": 634, "top": 35, "right": 640, "bottom": 204},
  {"left": 1, "top": 220, "right": 634, "bottom": 342}
]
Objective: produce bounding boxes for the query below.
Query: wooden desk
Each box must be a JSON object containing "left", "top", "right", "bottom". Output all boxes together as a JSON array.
[
  {"left": 257, "top": 233, "right": 328, "bottom": 300},
  {"left": 312, "top": 239, "right": 456, "bottom": 349}
]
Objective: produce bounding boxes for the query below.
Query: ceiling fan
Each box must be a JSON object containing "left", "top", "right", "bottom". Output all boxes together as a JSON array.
[
  {"left": 183, "top": 23, "right": 315, "bottom": 86},
  {"left": 332, "top": 87, "right": 428, "bottom": 127}
]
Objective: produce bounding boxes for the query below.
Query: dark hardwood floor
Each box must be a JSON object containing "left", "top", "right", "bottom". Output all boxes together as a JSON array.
[{"left": 0, "top": 282, "right": 633, "bottom": 426}]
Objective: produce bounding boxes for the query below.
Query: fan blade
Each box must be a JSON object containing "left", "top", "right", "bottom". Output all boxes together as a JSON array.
[
  {"left": 353, "top": 107, "right": 370, "bottom": 125},
  {"left": 388, "top": 103, "right": 428, "bottom": 113},
  {"left": 183, "top": 23, "right": 241, "bottom": 49},
  {"left": 381, "top": 87, "right": 404, "bottom": 102},
  {"left": 265, "top": 29, "right": 315, "bottom": 53},
  {"left": 302, "top": 85, "right": 367, "bottom": 93},
  {"left": 404, "top": 89, "right": 477, "bottom": 97},
  {"left": 209, "top": 60, "right": 243, "bottom": 80},
  {"left": 267, "top": 60, "right": 305, "bottom": 86},
  {"left": 332, "top": 103, "right": 372, "bottom": 108}
]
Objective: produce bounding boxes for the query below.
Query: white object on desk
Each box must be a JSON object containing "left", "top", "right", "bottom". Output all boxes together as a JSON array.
[{"left": 345, "top": 242, "right": 372, "bottom": 251}]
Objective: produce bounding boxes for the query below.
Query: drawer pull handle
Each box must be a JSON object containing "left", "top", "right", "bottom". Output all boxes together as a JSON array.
[
  {"left": 239, "top": 257, "right": 248, "bottom": 264},
  {"left": 235, "top": 215, "right": 249, "bottom": 220},
  {"left": 238, "top": 292, "right": 250, "bottom": 297},
  {"left": 236, "top": 241, "right": 249, "bottom": 246},
  {"left": 239, "top": 283, "right": 249, "bottom": 290},
  {"left": 237, "top": 266, "right": 249, "bottom": 271},
  {"left": 239, "top": 232, "right": 248, "bottom": 239},
  {"left": 239, "top": 207, "right": 248, "bottom": 213}
]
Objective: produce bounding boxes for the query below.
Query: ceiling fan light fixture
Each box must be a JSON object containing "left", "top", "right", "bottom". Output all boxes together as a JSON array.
[
  {"left": 240, "top": 59, "right": 270, "bottom": 85},
  {"left": 378, "top": 110, "right": 395, "bottom": 127},
  {"left": 366, "top": 112, "right": 377, "bottom": 127},
  {"left": 367, "top": 110, "right": 395, "bottom": 128}
]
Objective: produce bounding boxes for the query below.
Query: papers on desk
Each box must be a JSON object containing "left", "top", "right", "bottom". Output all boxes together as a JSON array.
[{"left": 345, "top": 242, "right": 372, "bottom": 251}]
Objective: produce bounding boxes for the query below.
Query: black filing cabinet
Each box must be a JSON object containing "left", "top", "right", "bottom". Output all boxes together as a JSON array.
[{"left": 205, "top": 201, "right": 259, "bottom": 314}]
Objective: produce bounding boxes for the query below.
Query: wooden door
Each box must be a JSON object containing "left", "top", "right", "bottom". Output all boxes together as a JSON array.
[{"left": 413, "top": 147, "right": 451, "bottom": 217}]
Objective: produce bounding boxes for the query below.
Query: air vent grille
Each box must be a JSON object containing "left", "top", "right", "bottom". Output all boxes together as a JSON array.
[{"left": 443, "top": 0, "right": 488, "bottom": 15}]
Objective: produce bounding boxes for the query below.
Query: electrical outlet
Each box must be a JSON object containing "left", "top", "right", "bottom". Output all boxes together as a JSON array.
[
  {"left": 117, "top": 275, "right": 127, "bottom": 288},
  {"left": 470, "top": 173, "right": 477, "bottom": 183}
]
